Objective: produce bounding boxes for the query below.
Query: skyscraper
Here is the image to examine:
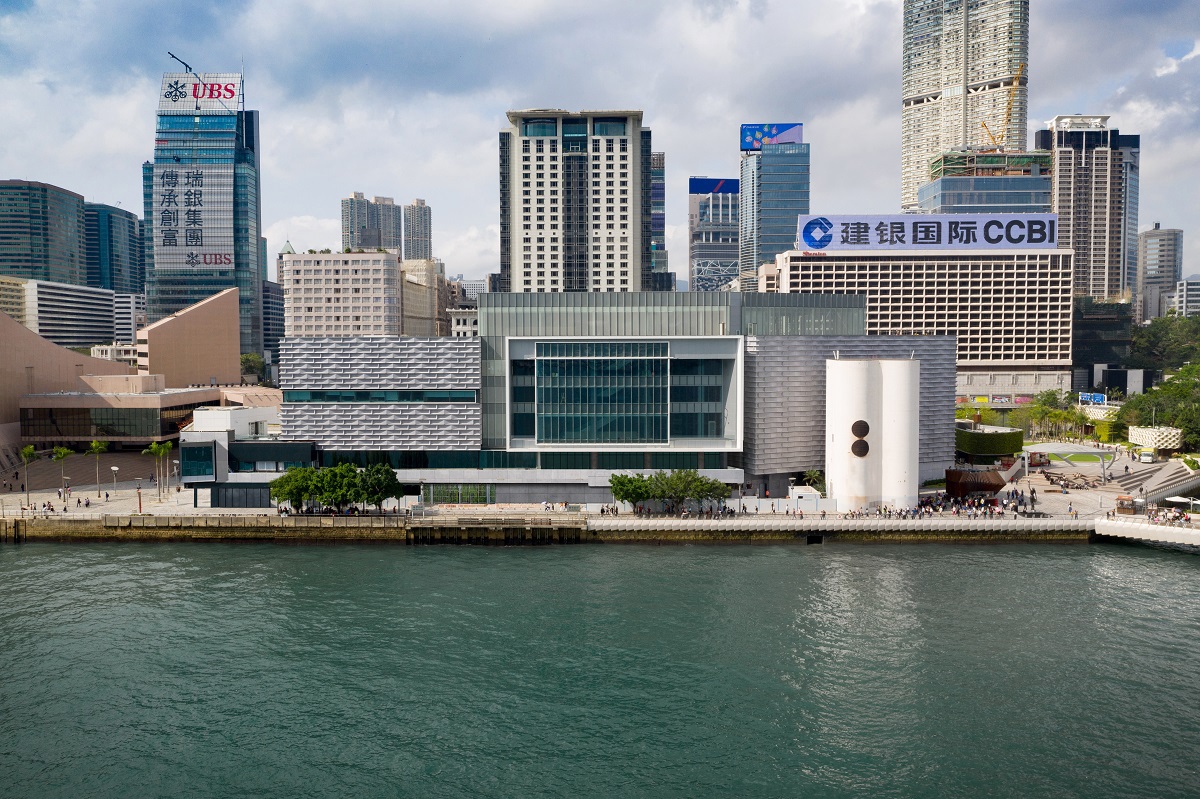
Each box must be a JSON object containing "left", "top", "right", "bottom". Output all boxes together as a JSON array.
[
  {"left": 403, "top": 199, "right": 433, "bottom": 260},
  {"left": 85, "top": 202, "right": 143, "bottom": 294},
  {"left": 495, "top": 109, "right": 652, "bottom": 293},
  {"left": 644, "top": 152, "right": 674, "bottom": 291},
  {"left": 1137, "top": 223, "right": 1183, "bottom": 322},
  {"left": 144, "top": 71, "right": 264, "bottom": 355},
  {"left": 0, "top": 180, "right": 86, "bottom": 286},
  {"left": 739, "top": 124, "right": 809, "bottom": 289},
  {"left": 1035, "top": 115, "right": 1140, "bottom": 300},
  {"left": 341, "top": 193, "right": 403, "bottom": 251},
  {"left": 688, "top": 177, "right": 739, "bottom": 292},
  {"left": 901, "top": 0, "right": 1029, "bottom": 209}
]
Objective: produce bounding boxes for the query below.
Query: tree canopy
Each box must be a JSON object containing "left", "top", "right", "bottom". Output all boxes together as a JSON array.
[
  {"left": 609, "top": 469, "right": 730, "bottom": 509},
  {"left": 1117, "top": 363, "right": 1200, "bottom": 450},
  {"left": 269, "top": 464, "right": 402, "bottom": 512},
  {"left": 1127, "top": 313, "right": 1200, "bottom": 370}
]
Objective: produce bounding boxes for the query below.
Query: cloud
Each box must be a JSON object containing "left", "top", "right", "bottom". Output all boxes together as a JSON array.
[{"left": 2, "top": 0, "right": 1200, "bottom": 281}]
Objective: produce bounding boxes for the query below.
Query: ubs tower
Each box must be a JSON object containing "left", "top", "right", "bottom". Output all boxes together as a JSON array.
[{"left": 144, "top": 72, "right": 263, "bottom": 355}]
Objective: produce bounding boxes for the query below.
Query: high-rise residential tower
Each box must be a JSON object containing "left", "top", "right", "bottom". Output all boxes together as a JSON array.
[
  {"left": 738, "top": 123, "right": 809, "bottom": 289},
  {"left": 341, "top": 193, "right": 403, "bottom": 251},
  {"left": 901, "top": 0, "right": 1029, "bottom": 209},
  {"left": 403, "top": 198, "right": 433, "bottom": 260},
  {"left": 1035, "top": 115, "right": 1140, "bottom": 300},
  {"left": 0, "top": 180, "right": 86, "bottom": 286},
  {"left": 144, "top": 71, "right": 264, "bottom": 355},
  {"left": 1137, "top": 223, "right": 1183, "bottom": 321},
  {"left": 495, "top": 109, "right": 652, "bottom": 293},
  {"left": 688, "top": 178, "right": 740, "bottom": 292},
  {"left": 645, "top": 152, "right": 673, "bottom": 291},
  {"left": 84, "top": 203, "right": 144, "bottom": 294}
]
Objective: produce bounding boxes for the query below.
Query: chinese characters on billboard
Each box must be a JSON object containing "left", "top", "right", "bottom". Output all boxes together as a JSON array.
[{"left": 795, "top": 214, "right": 1059, "bottom": 251}]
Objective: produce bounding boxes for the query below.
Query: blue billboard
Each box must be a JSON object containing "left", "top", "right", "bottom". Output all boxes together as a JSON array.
[
  {"left": 741, "top": 123, "right": 804, "bottom": 151},
  {"left": 689, "top": 177, "right": 739, "bottom": 194},
  {"left": 795, "top": 214, "right": 1059, "bottom": 251}
]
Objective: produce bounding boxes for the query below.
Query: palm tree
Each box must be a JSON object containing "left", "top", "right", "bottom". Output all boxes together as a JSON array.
[
  {"left": 20, "top": 445, "right": 37, "bottom": 510},
  {"left": 86, "top": 440, "right": 108, "bottom": 497},
  {"left": 160, "top": 441, "right": 173, "bottom": 498},
  {"left": 142, "top": 442, "right": 164, "bottom": 501},
  {"left": 51, "top": 447, "right": 72, "bottom": 500}
]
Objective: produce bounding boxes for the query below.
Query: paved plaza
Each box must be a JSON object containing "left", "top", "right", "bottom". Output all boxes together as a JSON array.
[{"left": 0, "top": 443, "right": 1186, "bottom": 521}]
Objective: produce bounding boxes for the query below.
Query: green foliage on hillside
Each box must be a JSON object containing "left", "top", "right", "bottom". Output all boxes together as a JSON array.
[
  {"left": 1127, "top": 313, "right": 1200, "bottom": 370},
  {"left": 1117, "top": 364, "right": 1200, "bottom": 450}
]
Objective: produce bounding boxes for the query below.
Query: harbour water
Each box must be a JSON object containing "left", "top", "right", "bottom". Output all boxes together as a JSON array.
[{"left": 2, "top": 541, "right": 1199, "bottom": 798}]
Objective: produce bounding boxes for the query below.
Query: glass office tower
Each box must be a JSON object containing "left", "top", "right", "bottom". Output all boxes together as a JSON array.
[
  {"left": 144, "top": 72, "right": 263, "bottom": 355},
  {"left": 739, "top": 124, "right": 809, "bottom": 289},
  {"left": 85, "top": 202, "right": 144, "bottom": 294},
  {"left": 0, "top": 180, "right": 86, "bottom": 285}
]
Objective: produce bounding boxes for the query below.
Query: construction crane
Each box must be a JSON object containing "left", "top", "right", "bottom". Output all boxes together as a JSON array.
[{"left": 981, "top": 62, "right": 1025, "bottom": 150}]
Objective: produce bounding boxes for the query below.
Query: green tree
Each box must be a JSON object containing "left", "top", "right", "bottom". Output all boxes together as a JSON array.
[
  {"left": 315, "top": 463, "right": 361, "bottom": 511},
  {"left": 51, "top": 446, "right": 72, "bottom": 498},
  {"left": 695, "top": 475, "right": 731, "bottom": 504},
  {"left": 1117, "top": 363, "right": 1200, "bottom": 450},
  {"left": 358, "top": 462, "right": 401, "bottom": 512},
  {"left": 240, "top": 352, "right": 265, "bottom": 378},
  {"left": 142, "top": 442, "right": 165, "bottom": 501},
  {"left": 160, "top": 441, "right": 173, "bottom": 497},
  {"left": 609, "top": 473, "right": 653, "bottom": 507},
  {"left": 1034, "top": 389, "right": 1072, "bottom": 410},
  {"left": 270, "top": 467, "right": 316, "bottom": 510},
  {"left": 648, "top": 470, "right": 700, "bottom": 510},
  {"left": 20, "top": 445, "right": 37, "bottom": 509},
  {"left": 86, "top": 440, "right": 108, "bottom": 497},
  {"left": 801, "top": 469, "right": 826, "bottom": 496}
]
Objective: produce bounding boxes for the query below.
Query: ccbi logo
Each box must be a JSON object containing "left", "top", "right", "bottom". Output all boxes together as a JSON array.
[{"left": 802, "top": 217, "right": 834, "bottom": 249}]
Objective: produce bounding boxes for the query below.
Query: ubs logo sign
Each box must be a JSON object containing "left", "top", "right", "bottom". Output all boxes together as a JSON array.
[
  {"left": 163, "top": 80, "right": 237, "bottom": 102},
  {"left": 163, "top": 80, "right": 188, "bottom": 102}
]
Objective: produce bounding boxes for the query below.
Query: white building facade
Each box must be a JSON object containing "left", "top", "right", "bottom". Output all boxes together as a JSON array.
[
  {"left": 279, "top": 251, "right": 401, "bottom": 336},
  {"left": 761, "top": 214, "right": 1074, "bottom": 401},
  {"left": 497, "top": 109, "right": 651, "bottom": 294},
  {"left": 0, "top": 275, "right": 115, "bottom": 348}
]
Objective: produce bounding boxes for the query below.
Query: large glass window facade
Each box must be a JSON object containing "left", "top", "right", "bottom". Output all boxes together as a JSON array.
[
  {"left": 21, "top": 402, "right": 207, "bottom": 440},
  {"left": 181, "top": 443, "right": 215, "bottom": 478},
  {"left": 534, "top": 343, "right": 669, "bottom": 444}
]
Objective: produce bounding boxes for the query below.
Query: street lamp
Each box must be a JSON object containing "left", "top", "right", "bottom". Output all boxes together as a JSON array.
[
  {"left": 110, "top": 466, "right": 119, "bottom": 497},
  {"left": 135, "top": 478, "right": 142, "bottom": 514},
  {"left": 172, "top": 460, "right": 180, "bottom": 499}
]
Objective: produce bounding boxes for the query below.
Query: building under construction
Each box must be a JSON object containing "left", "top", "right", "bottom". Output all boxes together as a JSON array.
[{"left": 917, "top": 150, "right": 1053, "bottom": 214}]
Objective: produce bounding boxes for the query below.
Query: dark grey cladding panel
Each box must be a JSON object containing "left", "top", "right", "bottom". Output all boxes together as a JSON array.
[
  {"left": 739, "top": 336, "right": 957, "bottom": 479},
  {"left": 281, "top": 403, "right": 481, "bottom": 450},
  {"left": 279, "top": 337, "right": 480, "bottom": 390}
]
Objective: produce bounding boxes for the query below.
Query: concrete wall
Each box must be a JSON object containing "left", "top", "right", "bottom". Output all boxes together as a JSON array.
[
  {"left": 0, "top": 309, "right": 131, "bottom": 427},
  {"left": 740, "top": 335, "right": 956, "bottom": 484},
  {"left": 139, "top": 288, "right": 240, "bottom": 388}
]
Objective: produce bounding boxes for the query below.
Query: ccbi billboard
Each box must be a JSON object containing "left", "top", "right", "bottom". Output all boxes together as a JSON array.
[{"left": 795, "top": 214, "right": 1059, "bottom": 251}]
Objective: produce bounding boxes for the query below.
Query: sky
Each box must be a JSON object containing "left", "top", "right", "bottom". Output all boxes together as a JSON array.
[{"left": 2, "top": 0, "right": 1199, "bottom": 285}]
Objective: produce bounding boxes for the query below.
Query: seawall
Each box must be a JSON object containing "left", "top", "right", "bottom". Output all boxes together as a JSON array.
[{"left": 0, "top": 514, "right": 1103, "bottom": 545}]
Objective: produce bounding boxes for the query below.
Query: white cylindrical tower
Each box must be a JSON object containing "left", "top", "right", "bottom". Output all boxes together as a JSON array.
[
  {"left": 825, "top": 359, "right": 882, "bottom": 512},
  {"left": 878, "top": 359, "right": 921, "bottom": 509}
]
